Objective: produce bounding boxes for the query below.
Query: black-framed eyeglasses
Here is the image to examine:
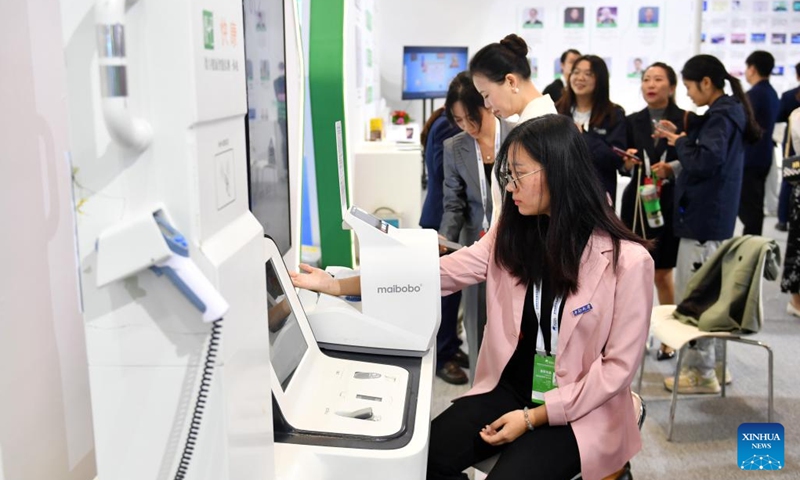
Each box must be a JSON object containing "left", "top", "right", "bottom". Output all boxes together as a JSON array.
[{"left": 504, "top": 167, "right": 544, "bottom": 189}]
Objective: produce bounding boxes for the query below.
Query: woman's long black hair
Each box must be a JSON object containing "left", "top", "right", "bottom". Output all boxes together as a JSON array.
[
  {"left": 494, "top": 114, "right": 650, "bottom": 297},
  {"left": 681, "top": 54, "right": 762, "bottom": 144}
]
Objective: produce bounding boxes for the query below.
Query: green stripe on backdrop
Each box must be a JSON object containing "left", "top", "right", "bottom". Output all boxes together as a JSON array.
[{"left": 309, "top": 0, "right": 352, "bottom": 268}]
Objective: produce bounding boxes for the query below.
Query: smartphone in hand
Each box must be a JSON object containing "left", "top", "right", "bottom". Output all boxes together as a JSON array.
[
  {"left": 612, "top": 146, "right": 641, "bottom": 162},
  {"left": 651, "top": 119, "right": 675, "bottom": 133}
]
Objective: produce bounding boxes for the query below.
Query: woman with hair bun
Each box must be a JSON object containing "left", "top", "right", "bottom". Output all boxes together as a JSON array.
[
  {"left": 469, "top": 34, "right": 556, "bottom": 123},
  {"left": 469, "top": 33, "right": 558, "bottom": 224}
]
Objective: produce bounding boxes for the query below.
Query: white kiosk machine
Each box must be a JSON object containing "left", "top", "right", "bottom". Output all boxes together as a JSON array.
[
  {"left": 266, "top": 237, "right": 433, "bottom": 480},
  {"left": 301, "top": 122, "right": 441, "bottom": 356}
]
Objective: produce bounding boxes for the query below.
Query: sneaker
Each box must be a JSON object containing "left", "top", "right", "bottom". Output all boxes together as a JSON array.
[
  {"left": 775, "top": 222, "right": 788, "bottom": 232},
  {"left": 714, "top": 364, "right": 734, "bottom": 385},
  {"left": 664, "top": 367, "right": 721, "bottom": 394},
  {"left": 787, "top": 301, "right": 800, "bottom": 318}
]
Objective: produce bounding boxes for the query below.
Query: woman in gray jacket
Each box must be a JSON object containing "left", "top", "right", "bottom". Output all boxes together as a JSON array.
[{"left": 440, "top": 72, "right": 512, "bottom": 374}]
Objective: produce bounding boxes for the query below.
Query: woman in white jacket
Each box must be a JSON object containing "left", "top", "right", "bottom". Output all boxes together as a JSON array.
[{"left": 469, "top": 33, "right": 558, "bottom": 225}]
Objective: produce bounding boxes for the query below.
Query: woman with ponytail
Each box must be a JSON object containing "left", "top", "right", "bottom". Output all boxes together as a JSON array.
[
  {"left": 469, "top": 34, "right": 558, "bottom": 225},
  {"left": 653, "top": 54, "right": 761, "bottom": 394}
]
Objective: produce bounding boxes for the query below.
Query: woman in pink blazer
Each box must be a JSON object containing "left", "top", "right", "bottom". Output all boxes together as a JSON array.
[{"left": 292, "top": 114, "right": 654, "bottom": 480}]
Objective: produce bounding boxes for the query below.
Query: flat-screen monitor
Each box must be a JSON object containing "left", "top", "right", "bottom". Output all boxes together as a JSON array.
[
  {"left": 243, "top": 0, "right": 292, "bottom": 255},
  {"left": 266, "top": 258, "right": 307, "bottom": 392},
  {"left": 402, "top": 46, "right": 468, "bottom": 100}
]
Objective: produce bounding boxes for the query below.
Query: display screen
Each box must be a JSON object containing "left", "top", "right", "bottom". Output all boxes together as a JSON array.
[
  {"left": 244, "top": 0, "right": 292, "bottom": 254},
  {"left": 266, "top": 259, "right": 307, "bottom": 391},
  {"left": 402, "top": 46, "right": 468, "bottom": 100}
]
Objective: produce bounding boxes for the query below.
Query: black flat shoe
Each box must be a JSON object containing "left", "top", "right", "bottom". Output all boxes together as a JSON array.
[
  {"left": 656, "top": 349, "right": 676, "bottom": 361},
  {"left": 451, "top": 349, "right": 470, "bottom": 369},
  {"left": 436, "top": 360, "right": 468, "bottom": 385},
  {"left": 616, "top": 462, "right": 633, "bottom": 480}
]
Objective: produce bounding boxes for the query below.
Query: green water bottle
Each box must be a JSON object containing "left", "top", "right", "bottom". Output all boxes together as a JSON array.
[{"left": 639, "top": 178, "right": 664, "bottom": 228}]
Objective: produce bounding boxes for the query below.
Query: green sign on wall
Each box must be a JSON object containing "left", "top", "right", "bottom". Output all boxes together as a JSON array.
[
  {"left": 309, "top": 1, "right": 353, "bottom": 268},
  {"left": 203, "top": 10, "right": 214, "bottom": 50}
]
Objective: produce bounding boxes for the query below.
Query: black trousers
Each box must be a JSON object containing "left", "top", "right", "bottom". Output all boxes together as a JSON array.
[
  {"left": 436, "top": 292, "right": 462, "bottom": 369},
  {"left": 427, "top": 383, "right": 581, "bottom": 480},
  {"left": 738, "top": 166, "right": 771, "bottom": 235}
]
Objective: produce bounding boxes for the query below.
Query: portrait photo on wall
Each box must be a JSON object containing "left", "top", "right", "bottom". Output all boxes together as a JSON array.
[
  {"left": 522, "top": 7, "right": 544, "bottom": 28},
  {"left": 596, "top": 6, "right": 617, "bottom": 27},
  {"left": 553, "top": 56, "right": 563, "bottom": 78},
  {"left": 627, "top": 57, "right": 646, "bottom": 78},
  {"left": 773, "top": 0, "right": 788, "bottom": 11},
  {"left": 564, "top": 7, "right": 585, "bottom": 27},
  {"left": 753, "top": 1, "right": 769, "bottom": 12},
  {"left": 528, "top": 57, "right": 539, "bottom": 78},
  {"left": 260, "top": 59, "right": 270, "bottom": 81},
  {"left": 731, "top": 33, "right": 747, "bottom": 44},
  {"left": 772, "top": 33, "right": 787, "bottom": 44},
  {"left": 751, "top": 32, "right": 767, "bottom": 43},
  {"left": 638, "top": 6, "right": 659, "bottom": 26},
  {"left": 792, "top": 33, "right": 800, "bottom": 44}
]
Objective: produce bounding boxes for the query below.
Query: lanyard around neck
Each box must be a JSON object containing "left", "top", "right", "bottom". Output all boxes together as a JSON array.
[
  {"left": 642, "top": 149, "right": 668, "bottom": 178},
  {"left": 473, "top": 117, "right": 501, "bottom": 232},
  {"left": 533, "top": 281, "right": 563, "bottom": 356}
]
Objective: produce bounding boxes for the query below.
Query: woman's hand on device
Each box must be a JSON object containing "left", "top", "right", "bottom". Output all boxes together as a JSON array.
[
  {"left": 289, "top": 263, "right": 339, "bottom": 296},
  {"left": 479, "top": 410, "right": 528, "bottom": 446},
  {"left": 438, "top": 234, "right": 450, "bottom": 255}
]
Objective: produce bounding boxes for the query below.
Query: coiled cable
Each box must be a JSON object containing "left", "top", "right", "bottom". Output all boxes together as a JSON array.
[{"left": 174, "top": 318, "right": 222, "bottom": 480}]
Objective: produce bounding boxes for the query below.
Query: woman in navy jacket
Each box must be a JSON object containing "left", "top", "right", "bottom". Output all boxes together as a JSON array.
[
  {"left": 655, "top": 54, "right": 761, "bottom": 394},
  {"left": 420, "top": 108, "right": 461, "bottom": 231},
  {"left": 556, "top": 55, "right": 626, "bottom": 204},
  {"left": 620, "top": 62, "right": 689, "bottom": 360}
]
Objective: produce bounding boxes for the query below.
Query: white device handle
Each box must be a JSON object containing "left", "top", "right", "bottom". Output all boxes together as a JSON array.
[
  {"left": 152, "top": 255, "right": 229, "bottom": 323},
  {"left": 95, "top": 0, "right": 153, "bottom": 152}
]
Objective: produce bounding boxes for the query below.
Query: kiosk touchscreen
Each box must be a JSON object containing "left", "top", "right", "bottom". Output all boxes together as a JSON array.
[{"left": 265, "top": 238, "right": 410, "bottom": 438}]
